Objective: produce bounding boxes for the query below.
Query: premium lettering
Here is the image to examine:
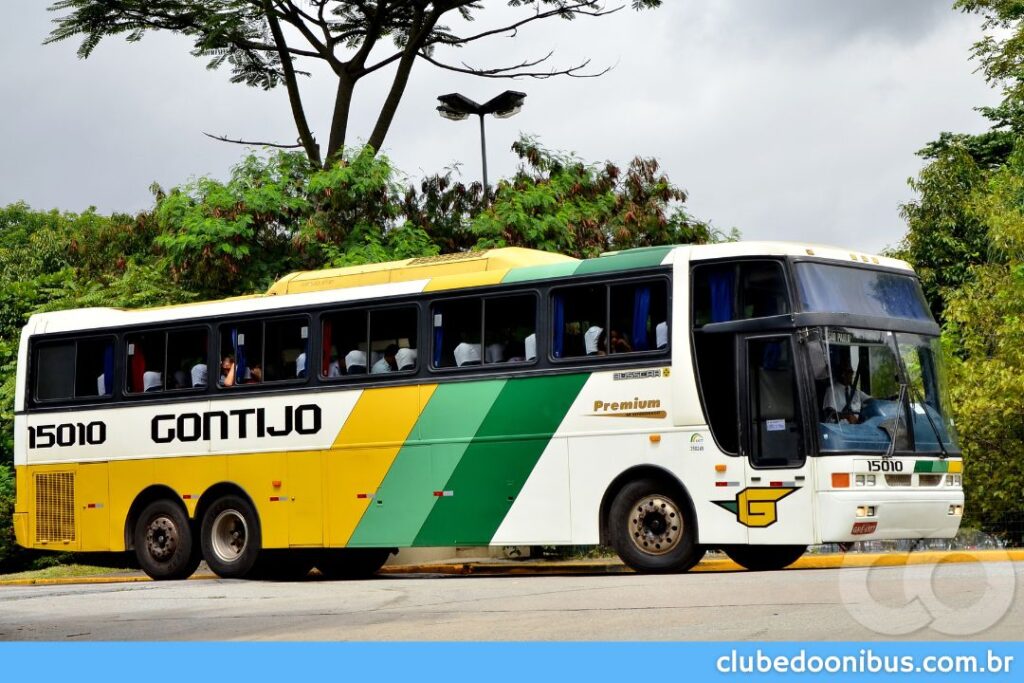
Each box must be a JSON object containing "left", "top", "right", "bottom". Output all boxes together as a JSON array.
[{"left": 151, "top": 404, "right": 322, "bottom": 443}]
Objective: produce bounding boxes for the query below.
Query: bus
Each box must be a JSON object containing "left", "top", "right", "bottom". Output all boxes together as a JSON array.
[{"left": 12, "top": 242, "right": 964, "bottom": 579}]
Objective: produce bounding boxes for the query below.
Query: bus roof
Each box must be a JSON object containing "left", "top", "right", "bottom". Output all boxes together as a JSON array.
[{"left": 25, "top": 242, "right": 911, "bottom": 334}]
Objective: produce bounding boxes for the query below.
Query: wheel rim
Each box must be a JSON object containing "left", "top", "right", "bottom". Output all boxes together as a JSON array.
[
  {"left": 145, "top": 515, "right": 180, "bottom": 563},
  {"left": 628, "top": 495, "right": 682, "bottom": 556},
  {"left": 210, "top": 509, "right": 248, "bottom": 564}
]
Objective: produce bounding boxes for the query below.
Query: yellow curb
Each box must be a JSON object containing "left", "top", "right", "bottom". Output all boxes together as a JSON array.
[{"left": 2, "top": 549, "right": 1021, "bottom": 586}]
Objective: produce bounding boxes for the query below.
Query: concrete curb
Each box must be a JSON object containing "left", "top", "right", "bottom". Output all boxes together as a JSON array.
[{"left": 1, "top": 549, "right": 1020, "bottom": 586}]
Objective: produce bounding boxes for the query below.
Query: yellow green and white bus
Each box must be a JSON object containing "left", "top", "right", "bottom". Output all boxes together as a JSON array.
[{"left": 12, "top": 243, "right": 964, "bottom": 579}]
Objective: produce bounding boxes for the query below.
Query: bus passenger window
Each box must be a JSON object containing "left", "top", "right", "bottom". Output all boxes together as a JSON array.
[
  {"left": 264, "top": 317, "right": 308, "bottom": 382},
  {"left": 322, "top": 310, "right": 368, "bottom": 376},
  {"left": 35, "top": 342, "right": 76, "bottom": 401},
  {"left": 370, "top": 307, "right": 418, "bottom": 373},
  {"left": 167, "top": 329, "right": 208, "bottom": 389},
  {"left": 219, "top": 321, "right": 263, "bottom": 387},
  {"left": 610, "top": 281, "right": 668, "bottom": 354},
  {"left": 432, "top": 299, "right": 482, "bottom": 368},
  {"left": 35, "top": 338, "right": 114, "bottom": 402},
  {"left": 551, "top": 284, "right": 604, "bottom": 357},
  {"left": 483, "top": 294, "right": 536, "bottom": 364},
  {"left": 739, "top": 263, "right": 789, "bottom": 319},
  {"left": 126, "top": 332, "right": 167, "bottom": 394}
]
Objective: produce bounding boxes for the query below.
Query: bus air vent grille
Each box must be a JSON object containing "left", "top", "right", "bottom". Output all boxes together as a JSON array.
[
  {"left": 884, "top": 474, "right": 912, "bottom": 487},
  {"left": 35, "top": 472, "right": 75, "bottom": 543},
  {"left": 918, "top": 474, "right": 943, "bottom": 487}
]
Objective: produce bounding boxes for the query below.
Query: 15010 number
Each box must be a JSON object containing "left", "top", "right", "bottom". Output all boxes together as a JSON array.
[
  {"left": 28, "top": 422, "right": 106, "bottom": 449},
  {"left": 866, "top": 459, "right": 904, "bottom": 473}
]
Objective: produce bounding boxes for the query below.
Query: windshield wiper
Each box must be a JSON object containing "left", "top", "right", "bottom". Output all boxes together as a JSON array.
[{"left": 885, "top": 382, "right": 906, "bottom": 459}]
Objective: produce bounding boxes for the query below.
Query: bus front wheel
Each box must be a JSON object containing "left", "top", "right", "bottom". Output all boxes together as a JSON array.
[
  {"left": 608, "top": 478, "right": 704, "bottom": 573},
  {"left": 201, "top": 495, "right": 262, "bottom": 579},
  {"left": 723, "top": 545, "right": 806, "bottom": 571},
  {"left": 133, "top": 499, "right": 200, "bottom": 581}
]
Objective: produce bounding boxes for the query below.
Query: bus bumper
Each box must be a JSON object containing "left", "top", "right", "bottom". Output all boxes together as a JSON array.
[{"left": 817, "top": 490, "right": 964, "bottom": 543}]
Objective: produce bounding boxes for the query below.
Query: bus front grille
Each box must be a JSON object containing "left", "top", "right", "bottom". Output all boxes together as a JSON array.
[{"left": 35, "top": 472, "right": 75, "bottom": 544}]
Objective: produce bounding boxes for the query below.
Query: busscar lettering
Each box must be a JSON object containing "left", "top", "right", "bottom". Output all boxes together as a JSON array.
[{"left": 151, "top": 404, "right": 322, "bottom": 444}]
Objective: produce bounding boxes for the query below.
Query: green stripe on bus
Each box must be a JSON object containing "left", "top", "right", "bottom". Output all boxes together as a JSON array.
[
  {"left": 347, "top": 380, "right": 506, "bottom": 547},
  {"left": 572, "top": 246, "right": 674, "bottom": 276},
  {"left": 412, "top": 373, "right": 588, "bottom": 546},
  {"left": 501, "top": 261, "right": 581, "bottom": 284},
  {"left": 914, "top": 460, "right": 948, "bottom": 473}
]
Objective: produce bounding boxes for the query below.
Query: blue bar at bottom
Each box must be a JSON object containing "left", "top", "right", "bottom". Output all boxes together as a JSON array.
[{"left": 0, "top": 642, "right": 1020, "bottom": 682}]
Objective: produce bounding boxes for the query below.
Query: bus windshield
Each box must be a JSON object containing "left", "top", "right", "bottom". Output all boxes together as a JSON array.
[
  {"left": 808, "top": 327, "right": 959, "bottom": 454},
  {"left": 795, "top": 262, "right": 932, "bottom": 321}
]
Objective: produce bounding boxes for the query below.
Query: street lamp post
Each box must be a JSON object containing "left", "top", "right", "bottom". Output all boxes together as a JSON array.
[{"left": 436, "top": 90, "right": 527, "bottom": 199}]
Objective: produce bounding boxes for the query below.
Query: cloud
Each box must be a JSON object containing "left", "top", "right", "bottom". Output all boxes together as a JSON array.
[{"left": 0, "top": 1, "right": 1000, "bottom": 254}]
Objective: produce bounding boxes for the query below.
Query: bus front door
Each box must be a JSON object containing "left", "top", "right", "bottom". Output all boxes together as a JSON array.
[{"left": 739, "top": 334, "right": 814, "bottom": 545}]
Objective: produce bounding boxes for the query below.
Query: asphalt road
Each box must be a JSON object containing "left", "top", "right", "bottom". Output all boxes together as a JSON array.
[{"left": 1, "top": 561, "right": 1021, "bottom": 641}]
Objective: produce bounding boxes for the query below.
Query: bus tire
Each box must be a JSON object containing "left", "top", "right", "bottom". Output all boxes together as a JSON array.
[
  {"left": 723, "top": 544, "right": 806, "bottom": 571},
  {"left": 201, "top": 494, "right": 262, "bottom": 579},
  {"left": 608, "top": 478, "right": 703, "bottom": 573},
  {"left": 133, "top": 499, "right": 199, "bottom": 581},
  {"left": 316, "top": 549, "right": 392, "bottom": 580}
]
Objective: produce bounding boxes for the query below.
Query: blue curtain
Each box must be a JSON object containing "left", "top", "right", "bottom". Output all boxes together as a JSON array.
[
  {"left": 232, "top": 328, "right": 247, "bottom": 381},
  {"left": 632, "top": 286, "right": 651, "bottom": 351},
  {"left": 552, "top": 295, "right": 565, "bottom": 358},
  {"left": 709, "top": 270, "right": 734, "bottom": 323},
  {"left": 102, "top": 343, "right": 114, "bottom": 395},
  {"left": 433, "top": 325, "right": 443, "bottom": 367},
  {"left": 762, "top": 342, "right": 782, "bottom": 370}
]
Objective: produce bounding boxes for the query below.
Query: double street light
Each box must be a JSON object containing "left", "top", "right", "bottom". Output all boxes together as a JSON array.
[{"left": 436, "top": 90, "right": 527, "bottom": 198}]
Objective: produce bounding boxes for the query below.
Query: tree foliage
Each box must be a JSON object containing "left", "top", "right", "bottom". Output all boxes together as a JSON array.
[{"left": 47, "top": 0, "right": 661, "bottom": 166}]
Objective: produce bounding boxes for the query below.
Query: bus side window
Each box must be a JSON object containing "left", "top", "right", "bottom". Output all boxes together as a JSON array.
[
  {"left": 126, "top": 332, "right": 167, "bottom": 394},
  {"left": 35, "top": 337, "right": 114, "bottom": 402},
  {"left": 322, "top": 310, "right": 368, "bottom": 376},
  {"left": 370, "top": 307, "right": 418, "bottom": 373},
  {"left": 609, "top": 280, "right": 668, "bottom": 353},
  {"left": 483, "top": 294, "right": 535, "bottom": 364},
  {"left": 264, "top": 317, "right": 308, "bottom": 382},
  {"left": 693, "top": 261, "right": 789, "bottom": 327},
  {"left": 551, "top": 284, "right": 604, "bottom": 357},
  {"left": 219, "top": 321, "right": 263, "bottom": 386},
  {"left": 35, "top": 342, "right": 76, "bottom": 401},
  {"left": 167, "top": 329, "right": 208, "bottom": 390},
  {"left": 431, "top": 298, "right": 482, "bottom": 368},
  {"left": 739, "top": 262, "right": 789, "bottom": 319}
]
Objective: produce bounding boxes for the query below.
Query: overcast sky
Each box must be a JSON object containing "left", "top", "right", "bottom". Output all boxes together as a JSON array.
[{"left": 1, "top": 1, "right": 1001, "bottom": 253}]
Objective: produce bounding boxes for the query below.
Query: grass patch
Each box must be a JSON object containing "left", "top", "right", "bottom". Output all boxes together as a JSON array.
[{"left": 0, "top": 563, "right": 137, "bottom": 581}]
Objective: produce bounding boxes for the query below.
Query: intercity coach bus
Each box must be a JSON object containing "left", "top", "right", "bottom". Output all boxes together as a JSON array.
[{"left": 12, "top": 243, "right": 963, "bottom": 579}]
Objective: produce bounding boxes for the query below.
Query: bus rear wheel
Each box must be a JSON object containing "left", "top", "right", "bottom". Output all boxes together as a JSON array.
[
  {"left": 723, "top": 545, "right": 806, "bottom": 571},
  {"left": 608, "top": 478, "right": 704, "bottom": 573},
  {"left": 201, "top": 495, "right": 262, "bottom": 579},
  {"left": 316, "top": 549, "right": 392, "bottom": 580},
  {"left": 133, "top": 499, "right": 200, "bottom": 581}
]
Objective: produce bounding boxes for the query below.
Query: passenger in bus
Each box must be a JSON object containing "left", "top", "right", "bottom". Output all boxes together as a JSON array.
[
  {"left": 327, "top": 351, "right": 342, "bottom": 378},
  {"left": 454, "top": 341, "right": 482, "bottom": 367},
  {"left": 345, "top": 349, "right": 367, "bottom": 374},
  {"left": 143, "top": 371, "right": 163, "bottom": 393},
  {"left": 371, "top": 344, "right": 399, "bottom": 374},
  {"left": 191, "top": 362, "right": 208, "bottom": 388},
  {"left": 219, "top": 355, "right": 236, "bottom": 387},
  {"left": 245, "top": 364, "right": 263, "bottom": 384},
  {"left": 609, "top": 329, "right": 632, "bottom": 354},
  {"left": 823, "top": 362, "right": 870, "bottom": 424},
  {"left": 172, "top": 365, "right": 189, "bottom": 390},
  {"left": 395, "top": 347, "right": 416, "bottom": 371}
]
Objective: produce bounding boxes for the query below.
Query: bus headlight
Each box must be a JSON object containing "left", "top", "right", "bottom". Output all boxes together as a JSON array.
[
  {"left": 947, "top": 474, "right": 962, "bottom": 487},
  {"left": 856, "top": 505, "right": 876, "bottom": 518},
  {"left": 855, "top": 474, "right": 876, "bottom": 487}
]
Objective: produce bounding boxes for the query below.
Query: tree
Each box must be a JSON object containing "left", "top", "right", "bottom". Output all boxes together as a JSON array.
[
  {"left": 47, "top": 0, "right": 661, "bottom": 167},
  {"left": 472, "top": 137, "right": 728, "bottom": 258}
]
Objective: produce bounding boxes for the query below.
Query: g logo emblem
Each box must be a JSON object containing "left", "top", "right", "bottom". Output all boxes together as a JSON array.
[{"left": 714, "top": 487, "right": 798, "bottom": 528}]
